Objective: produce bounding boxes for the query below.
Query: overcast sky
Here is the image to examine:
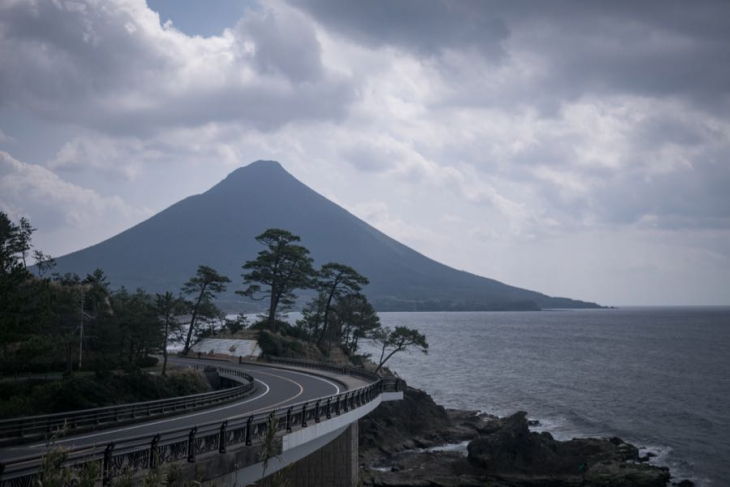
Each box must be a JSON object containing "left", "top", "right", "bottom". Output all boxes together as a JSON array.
[{"left": 1, "top": 0, "right": 729, "bottom": 306}]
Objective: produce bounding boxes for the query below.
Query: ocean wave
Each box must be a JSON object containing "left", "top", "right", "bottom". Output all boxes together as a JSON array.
[{"left": 638, "top": 444, "right": 711, "bottom": 487}]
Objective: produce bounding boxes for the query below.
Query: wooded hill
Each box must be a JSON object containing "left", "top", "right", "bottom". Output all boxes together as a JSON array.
[{"left": 52, "top": 160, "right": 601, "bottom": 311}]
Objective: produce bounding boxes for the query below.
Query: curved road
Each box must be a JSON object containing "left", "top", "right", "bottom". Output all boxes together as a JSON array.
[{"left": 0, "top": 358, "right": 358, "bottom": 464}]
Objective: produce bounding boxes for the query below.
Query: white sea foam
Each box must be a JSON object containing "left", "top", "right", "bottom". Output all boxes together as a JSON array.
[
  {"left": 638, "top": 444, "right": 712, "bottom": 487},
  {"left": 419, "top": 440, "right": 470, "bottom": 455},
  {"left": 527, "top": 416, "right": 577, "bottom": 441}
]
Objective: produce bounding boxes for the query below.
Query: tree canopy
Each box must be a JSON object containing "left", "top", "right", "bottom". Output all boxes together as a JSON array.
[
  {"left": 181, "top": 265, "right": 230, "bottom": 352},
  {"left": 374, "top": 325, "right": 429, "bottom": 373},
  {"left": 315, "top": 262, "right": 369, "bottom": 347},
  {"left": 239, "top": 229, "right": 315, "bottom": 330},
  {"left": 1, "top": 214, "right": 429, "bottom": 380}
]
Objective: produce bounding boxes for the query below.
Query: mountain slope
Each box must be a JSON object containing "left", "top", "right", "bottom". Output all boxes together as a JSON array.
[{"left": 52, "top": 160, "right": 600, "bottom": 311}]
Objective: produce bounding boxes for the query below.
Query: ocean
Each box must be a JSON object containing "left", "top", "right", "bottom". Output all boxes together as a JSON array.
[{"left": 367, "top": 308, "right": 730, "bottom": 486}]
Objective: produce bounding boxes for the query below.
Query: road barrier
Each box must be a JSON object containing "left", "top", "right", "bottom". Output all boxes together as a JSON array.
[{"left": 0, "top": 366, "right": 255, "bottom": 444}]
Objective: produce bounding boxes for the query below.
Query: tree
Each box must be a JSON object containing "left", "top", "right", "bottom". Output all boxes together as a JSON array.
[
  {"left": 155, "top": 292, "right": 186, "bottom": 375},
  {"left": 315, "top": 263, "right": 369, "bottom": 348},
  {"left": 181, "top": 265, "right": 230, "bottom": 353},
  {"left": 33, "top": 250, "right": 56, "bottom": 277},
  {"left": 0, "top": 212, "right": 23, "bottom": 276},
  {"left": 296, "top": 292, "right": 328, "bottom": 341},
  {"left": 0, "top": 213, "right": 28, "bottom": 346},
  {"left": 16, "top": 217, "right": 35, "bottom": 270},
  {"left": 374, "top": 326, "right": 429, "bottom": 373},
  {"left": 239, "top": 229, "right": 315, "bottom": 331},
  {"left": 111, "top": 288, "right": 164, "bottom": 365},
  {"left": 222, "top": 313, "right": 248, "bottom": 335},
  {"left": 333, "top": 293, "right": 381, "bottom": 353}
]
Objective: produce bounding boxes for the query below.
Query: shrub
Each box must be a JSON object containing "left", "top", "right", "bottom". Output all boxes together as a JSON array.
[{"left": 135, "top": 356, "right": 159, "bottom": 369}]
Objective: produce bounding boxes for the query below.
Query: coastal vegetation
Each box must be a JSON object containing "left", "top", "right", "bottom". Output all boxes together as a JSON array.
[
  {"left": 181, "top": 265, "right": 230, "bottom": 353},
  {"left": 0, "top": 212, "right": 426, "bottom": 413},
  {"left": 237, "top": 228, "right": 428, "bottom": 367},
  {"left": 0, "top": 211, "right": 229, "bottom": 413},
  {"left": 0, "top": 368, "right": 209, "bottom": 418}
]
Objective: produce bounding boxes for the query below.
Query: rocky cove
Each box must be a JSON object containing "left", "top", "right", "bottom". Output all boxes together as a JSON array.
[{"left": 359, "top": 387, "right": 694, "bottom": 487}]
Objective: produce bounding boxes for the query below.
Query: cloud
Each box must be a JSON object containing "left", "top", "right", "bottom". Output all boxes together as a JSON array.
[
  {"left": 285, "top": 1, "right": 509, "bottom": 60},
  {"left": 288, "top": 1, "right": 730, "bottom": 110},
  {"left": 49, "top": 136, "right": 148, "bottom": 180},
  {"left": 350, "top": 199, "right": 451, "bottom": 249},
  {"left": 0, "top": 129, "right": 15, "bottom": 144},
  {"left": 0, "top": 150, "right": 148, "bottom": 254},
  {"left": 1, "top": 0, "right": 729, "bottom": 304},
  {"left": 235, "top": 8, "right": 324, "bottom": 83},
  {"left": 0, "top": 0, "right": 355, "bottom": 134}
]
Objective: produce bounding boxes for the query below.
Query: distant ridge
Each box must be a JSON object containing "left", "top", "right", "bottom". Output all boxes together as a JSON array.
[{"left": 52, "top": 160, "right": 601, "bottom": 311}]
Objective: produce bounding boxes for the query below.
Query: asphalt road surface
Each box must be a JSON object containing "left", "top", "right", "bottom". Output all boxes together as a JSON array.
[{"left": 0, "top": 357, "right": 355, "bottom": 464}]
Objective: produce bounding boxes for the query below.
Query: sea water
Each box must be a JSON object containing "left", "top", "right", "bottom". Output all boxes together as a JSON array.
[{"left": 368, "top": 308, "right": 730, "bottom": 486}]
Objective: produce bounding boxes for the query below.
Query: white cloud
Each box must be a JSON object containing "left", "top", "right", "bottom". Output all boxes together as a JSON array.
[
  {"left": 0, "top": 0, "right": 354, "bottom": 134},
  {"left": 0, "top": 129, "right": 15, "bottom": 144},
  {"left": 0, "top": 150, "right": 149, "bottom": 255}
]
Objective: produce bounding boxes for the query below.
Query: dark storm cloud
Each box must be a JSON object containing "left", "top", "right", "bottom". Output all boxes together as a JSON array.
[
  {"left": 288, "top": 0, "right": 730, "bottom": 109},
  {"left": 285, "top": 1, "right": 509, "bottom": 60}
]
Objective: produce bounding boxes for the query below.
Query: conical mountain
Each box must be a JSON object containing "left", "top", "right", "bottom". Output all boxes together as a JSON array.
[{"left": 52, "top": 160, "right": 600, "bottom": 311}]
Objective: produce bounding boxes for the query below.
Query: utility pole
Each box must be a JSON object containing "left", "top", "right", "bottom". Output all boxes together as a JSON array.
[{"left": 78, "top": 289, "right": 85, "bottom": 369}]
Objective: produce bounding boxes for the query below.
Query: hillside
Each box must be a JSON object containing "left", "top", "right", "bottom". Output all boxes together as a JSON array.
[{"left": 52, "top": 160, "right": 601, "bottom": 311}]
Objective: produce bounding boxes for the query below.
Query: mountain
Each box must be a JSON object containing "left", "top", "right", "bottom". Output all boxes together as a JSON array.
[{"left": 52, "top": 160, "right": 601, "bottom": 311}]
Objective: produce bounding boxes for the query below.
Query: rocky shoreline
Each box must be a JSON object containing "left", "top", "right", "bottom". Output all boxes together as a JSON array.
[{"left": 359, "top": 387, "right": 693, "bottom": 487}]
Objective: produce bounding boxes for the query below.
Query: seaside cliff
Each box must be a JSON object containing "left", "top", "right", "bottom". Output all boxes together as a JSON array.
[{"left": 359, "top": 387, "right": 685, "bottom": 487}]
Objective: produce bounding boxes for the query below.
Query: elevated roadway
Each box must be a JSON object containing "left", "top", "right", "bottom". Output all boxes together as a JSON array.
[
  {"left": 0, "top": 357, "right": 402, "bottom": 487},
  {"left": 0, "top": 357, "right": 365, "bottom": 462}
]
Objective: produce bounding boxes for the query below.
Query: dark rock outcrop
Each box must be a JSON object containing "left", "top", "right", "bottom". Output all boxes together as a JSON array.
[
  {"left": 467, "top": 411, "right": 670, "bottom": 486},
  {"left": 360, "top": 391, "right": 672, "bottom": 487},
  {"left": 359, "top": 386, "right": 472, "bottom": 460}
]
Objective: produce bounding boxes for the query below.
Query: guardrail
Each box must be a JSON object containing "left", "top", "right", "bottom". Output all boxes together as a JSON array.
[
  {"left": 259, "top": 356, "right": 382, "bottom": 382},
  {"left": 0, "top": 366, "right": 255, "bottom": 444},
  {"left": 0, "top": 359, "right": 404, "bottom": 487}
]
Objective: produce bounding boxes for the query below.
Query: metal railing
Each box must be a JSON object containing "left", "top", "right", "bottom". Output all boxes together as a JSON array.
[
  {"left": 259, "top": 356, "right": 382, "bottom": 382},
  {"left": 0, "top": 366, "right": 255, "bottom": 443},
  {"left": 0, "top": 359, "right": 403, "bottom": 487}
]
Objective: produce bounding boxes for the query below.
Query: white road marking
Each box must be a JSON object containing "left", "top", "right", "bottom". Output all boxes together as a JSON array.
[
  {"left": 25, "top": 379, "right": 271, "bottom": 448},
  {"left": 16, "top": 361, "right": 342, "bottom": 452},
  {"left": 261, "top": 367, "right": 341, "bottom": 395}
]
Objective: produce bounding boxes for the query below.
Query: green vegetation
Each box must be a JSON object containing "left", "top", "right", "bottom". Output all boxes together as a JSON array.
[
  {"left": 155, "top": 291, "right": 187, "bottom": 375},
  {"left": 373, "top": 326, "right": 429, "bottom": 373},
  {"left": 0, "top": 212, "right": 232, "bottom": 416},
  {"left": 238, "top": 229, "right": 429, "bottom": 369},
  {"left": 239, "top": 229, "right": 315, "bottom": 331},
  {"left": 1, "top": 209, "right": 427, "bottom": 414},
  {"left": 181, "top": 265, "right": 230, "bottom": 353},
  {"left": 314, "top": 263, "right": 369, "bottom": 348},
  {"left": 0, "top": 369, "right": 209, "bottom": 418}
]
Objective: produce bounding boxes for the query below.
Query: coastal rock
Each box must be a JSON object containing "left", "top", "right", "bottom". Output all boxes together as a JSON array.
[
  {"left": 467, "top": 412, "right": 670, "bottom": 486},
  {"left": 359, "top": 386, "right": 469, "bottom": 459},
  {"left": 360, "top": 390, "right": 672, "bottom": 487},
  {"left": 363, "top": 451, "right": 487, "bottom": 487}
]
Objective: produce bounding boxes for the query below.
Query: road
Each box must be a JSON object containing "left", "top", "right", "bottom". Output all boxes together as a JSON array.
[{"left": 0, "top": 357, "right": 360, "bottom": 464}]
